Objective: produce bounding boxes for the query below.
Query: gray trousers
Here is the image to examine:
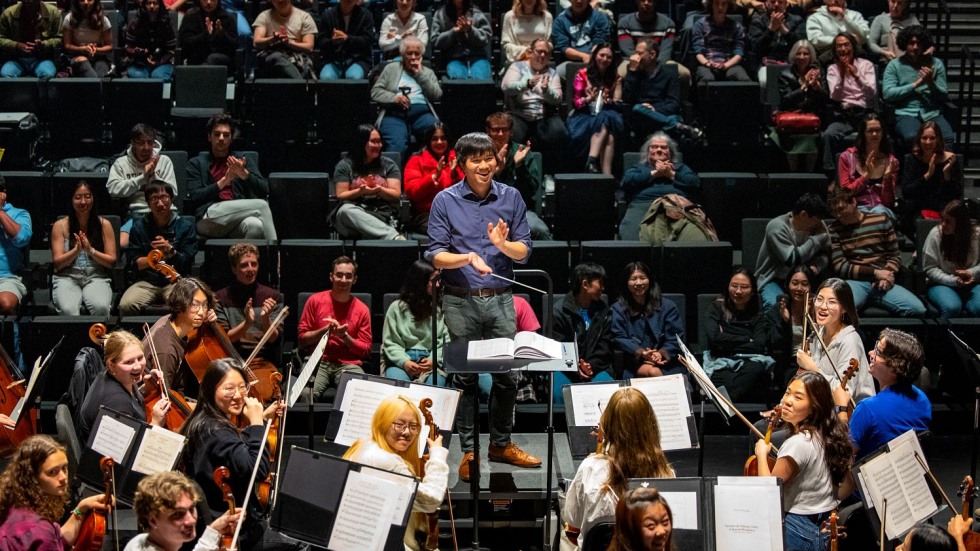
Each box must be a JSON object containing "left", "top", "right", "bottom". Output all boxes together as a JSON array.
[
  {"left": 334, "top": 203, "right": 400, "bottom": 240},
  {"left": 52, "top": 266, "right": 113, "bottom": 316},
  {"left": 119, "top": 280, "right": 173, "bottom": 316},
  {"left": 197, "top": 199, "right": 278, "bottom": 242}
]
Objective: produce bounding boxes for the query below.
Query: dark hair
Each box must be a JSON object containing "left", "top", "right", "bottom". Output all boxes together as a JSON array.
[
  {"left": 720, "top": 266, "right": 759, "bottom": 319},
  {"left": 784, "top": 265, "right": 815, "bottom": 293},
  {"left": 913, "top": 120, "right": 944, "bottom": 158},
  {"left": 636, "top": 36, "right": 659, "bottom": 56},
  {"left": 607, "top": 487, "right": 674, "bottom": 551},
  {"left": 420, "top": 121, "right": 452, "bottom": 158},
  {"left": 939, "top": 200, "right": 975, "bottom": 268},
  {"left": 877, "top": 328, "right": 924, "bottom": 388},
  {"left": 791, "top": 193, "right": 828, "bottom": 218},
  {"left": 831, "top": 32, "right": 858, "bottom": 61},
  {"left": 485, "top": 112, "right": 513, "bottom": 130},
  {"left": 399, "top": 260, "right": 437, "bottom": 322},
  {"left": 905, "top": 524, "right": 957, "bottom": 551},
  {"left": 206, "top": 112, "right": 236, "bottom": 135},
  {"left": 815, "top": 277, "right": 860, "bottom": 329},
  {"left": 827, "top": 182, "right": 855, "bottom": 207},
  {"left": 854, "top": 113, "right": 892, "bottom": 159},
  {"left": 69, "top": 0, "right": 107, "bottom": 30},
  {"left": 143, "top": 180, "right": 174, "bottom": 202},
  {"left": 896, "top": 25, "right": 933, "bottom": 54},
  {"left": 66, "top": 180, "right": 106, "bottom": 255},
  {"left": 454, "top": 132, "right": 496, "bottom": 164},
  {"left": 786, "top": 371, "right": 854, "bottom": 485},
  {"left": 442, "top": 0, "right": 473, "bottom": 23},
  {"left": 618, "top": 261, "right": 662, "bottom": 316},
  {"left": 130, "top": 123, "right": 157, "bottom": 144},
  {"left": 572, "top": 262, "right": 605, "bottom": 297},
  {"left": 168, "top": 277, "right": 215, "bottom": 318},
  {"left": 332, "top": 255, "right": 357, "bottom": 274},
  {"left": 349, "top": 124, "right": 382, "bottom": 168},
  {"left": 585, "top": 43, "right": 618, "bottom": 90},
  {"left": 180, "top": 359, "right": 249, "bottom": 458}
]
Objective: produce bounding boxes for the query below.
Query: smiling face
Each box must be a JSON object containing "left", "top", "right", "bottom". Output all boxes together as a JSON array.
[
  {"left": 108, "top": 343, "right": 147, "bottom": 391},
  {"left": 72, "top": 184, "right": 94, "bottom": 217},
  {"left": 384, "top": 404, "right": 420, "bottom": 453},
  {"left": 330, "top": 262, "right": 356, "bottom": 294},
  {"left": 232, "top": 252, "right": 259, "bottom": 286},
  {"left": 787, "top": 271, "right": 811, "bottom": 303},
  {"left": 147, "top": 188, "right": 173, "bottom": 220},
  {"left": 727, "top": 273, "right": 753, "bottom": 310},
  {"left": 580, "top": 277, "right": 603, "bottom": 303},
  {"left": 395, "top": 0, "right": 414, "bottom": 14},
  {"left": 812, "top": 286, "right": 843, "bottom": 331},
  {"left": 430, "top": 128, "right": 449, "bottom": 157},
  {"left": 918, "top": 125, "right": 939, "bottom": 155},
  {"left": 461, "top": 152, "right": 497, "bottom": 189},
  {"left": 833, "top": 35, "right": 853, "bottom": 62},
  {"left": 628, "top": 269, "right": 650, "bottom": 303},
  {"left": 594, "top": 46, "right": 614, "bottom": 72},
  {"left": 864, "top": 118, "right": 883, "bottom": 149},
  {"left": 38, "top": 451, "right": 70, "bottom": 498},
  {"left": 641, "top": 503, "right": 672, "bottom": 551},
  {"left": 867, "top": 337, "right": 893, "bottom": 382},
  {"left": 214, "top": 370, "right": 248, "bottom": 418},
  {"left": 486, "top": 120, "right": 511, "bottom": 149},
  {"left": 365, "top": 130, "right": 383, "bottom": 163},
  {"left": 780, "top": 378, "right": 813, "bottom": 427},
  {"left": 148, "top": 492, "right": 199, "bottom": 548},
  {"left": 794, "top": 44, "right": 812, "bottom": 68}
]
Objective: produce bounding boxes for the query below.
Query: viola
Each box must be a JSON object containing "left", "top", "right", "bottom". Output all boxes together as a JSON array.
[
  {"left": 0, "top": 339, "right": 37, "bottom": 457},
  {"left": 821, "top": 509, "right": 845, "bottom": 551},
  {"left": 142, "top": 323, "right": 193, "bottom": 432},
  {"left": 744, "top": 404, "right": 781, "bottom": 476},
  {"left": 957, "top": 475, "right": 980, "bottom": 550},
  {"left": 74, "top": 457, "right": 114, "bottom": 551},
  {"left": 214, "top": 466, "right": 237, "bottom": 551},
  {"left": 256, "top": 371, "right": 284, "bottom": 509}
]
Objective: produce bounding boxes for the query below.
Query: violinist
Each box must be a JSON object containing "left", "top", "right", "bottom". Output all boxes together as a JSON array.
[
  {"left": 214, "top": 243, "right": 284, "bottom": 359},
  {"left": 179, "top": 359, "right": 288, "bottom": 551},
  {"left": 126, "top": 471, "right": 242, "bottom": 551},
  {"left": 341, "top": 395, "right": 448, "bottom": 551},
  {"left": 0, "top": 435, "right": 112, "bottom": 549},
  {"left": 834, "top": 328, "right": 931, "bottom": 461},
  {"left": 795, "top": 278, "right": 875, "bottom": 402},
  {"left": 562, "top": 387, "right": 674, "bottom": 549},
  {"left": 142, "top": 278, "right": 217, "bottom": 396},
  {"left": 754, "top": 372, "right": 855, "bottom": 551},
  {"left": 78, "top": 330, "right": 170, "bottom": 443}
]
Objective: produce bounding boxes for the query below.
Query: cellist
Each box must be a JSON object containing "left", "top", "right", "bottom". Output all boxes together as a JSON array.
[
  {"left": 341, "top": 394, "right": 448, "bottom": 551},
  {"left": 142, "top": 277, "right": 218, "bottom": 397},
  {"left": 0, "top": 435, "right": 111, "bottom": 549},
  {"left": 78, "top": 330, "right": 170, "bottom": 442}
]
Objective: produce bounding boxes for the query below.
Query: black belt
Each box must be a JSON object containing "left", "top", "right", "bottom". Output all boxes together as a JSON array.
[{"left": 444, "top": 285, "right": 512, "bottom": 298}]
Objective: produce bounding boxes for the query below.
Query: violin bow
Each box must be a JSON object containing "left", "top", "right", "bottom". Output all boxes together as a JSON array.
[
  {"left": 269, "top": 373, "right": 293, "bottom": 510},
  {"left": 143, "top": 323, "right": 172, "bottom": 401},
  {"left": 803, "top": 314, "right": 857, "bottom": 409},
  {"left": 241, "top": 308, "right": 289, "bottom": 383},
  {"left": 229, "top": 419, "right": 274, "bottom": 551},
  {"left": 913, "top": 452, "right": 957, "bottom": 511},
  {"left": 880, "top": 498, "right": 887, "bottom": 551}
]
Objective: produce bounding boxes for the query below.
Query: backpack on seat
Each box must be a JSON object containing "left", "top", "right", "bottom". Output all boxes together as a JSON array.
[{"left": 638, "top": 193, "right": 719, "bottom": 245}]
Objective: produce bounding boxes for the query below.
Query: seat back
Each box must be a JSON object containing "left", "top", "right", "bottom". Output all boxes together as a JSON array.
[
  {"left": 580, "top": 240, "right": 659, "bottom": 300},
  {"left": 580, "top": 521, "right": 615, "bottom": 551},
  {"left": 698, "top": 172, "right": 759, "bottom": 247},
  {"left": 740, "top": 218, "right": 771, "bottom": 273},
  {"left": 161, "top": 149, "right": 188, "bottom": 212},
  {"left": 55, "top": 403, "right": 82, "bottom": 479},
  {"left": 172, "top": 66, "right": 228, "bottom": 108},
  {"left": 439, "top": 79, "right": 498, "bottom": 136},
  {"left": 0, "top": 78, "right": 42, "bottom": 113},
  {"left": 44, "top": 78, "right": 104, "bottom": 154},
  {"left": 553, "top": 174, "right": 618, "bottom": 240},
  {"left": 105, "top": 78, "right": 168, "bottom": 151},
  {"left": 269, "top": 172, "right": 332, "bottom": 240},
  {"left": 246, "top": 79, "right": 312, "bottom": 145}
]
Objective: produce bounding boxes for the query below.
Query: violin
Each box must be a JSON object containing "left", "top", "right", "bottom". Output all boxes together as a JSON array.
[
  {"left": 744, "top": 404, "right": 781, "bottom": 476},
  {"left": 821, "top": 509, "right": 845, "bottom": 551},
  {"left": 0, "top": 339, "right": 37, "bottom": 457},
  {"left": 419, "top": 398, "right": 455, "bottom": 551},
  {"left": 214, "top": 466, "right": 237, "bottom": 551},
  {"left": 256, "top": 371, "right": 284, "bottom": 509},
  {"left": 957, "top": 476, "right": 980, "bottom": 550},
  {"left": 74, "top": 457, "right": 114, "bottom": 551},
  {"left": 841, "top": 359, "right": 859, "bottom": 392},
  {"left": 142, "top": 323, "right": 193, "bottom": 431}
]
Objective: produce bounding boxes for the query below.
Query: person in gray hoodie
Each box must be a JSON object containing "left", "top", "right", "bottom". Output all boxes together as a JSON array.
[
  {"left": 755, "top": 193, "right": 830, "bottom": 309},
  {"left": 107, "top": 123, "right": 177, "bottom": 247}
]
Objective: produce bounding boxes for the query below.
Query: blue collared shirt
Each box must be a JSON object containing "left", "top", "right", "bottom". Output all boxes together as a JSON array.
[
  {"left": 0, "top": 203, "right": 32, "bottom": 278},
  {"left": 425, "top": 179, "right": 532, "bottom": 290}
]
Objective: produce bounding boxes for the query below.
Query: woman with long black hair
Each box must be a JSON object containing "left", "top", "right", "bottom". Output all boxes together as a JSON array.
[
  {"left": 567, "top": 43, "right": 623, "bottom": 175},
  {"left": 382, "top": 260, "right": 450, "bottom": 385},
  {"left": 51, "top": 180, "right": 116, "bottom": 316},
  {"left": 331, "top": 124, "right": 404, "bottom": 240},
  {"left": 611, "top": 261, "right": 684, "bottom": 379}
]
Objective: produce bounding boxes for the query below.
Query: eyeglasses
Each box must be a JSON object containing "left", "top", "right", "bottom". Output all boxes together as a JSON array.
[
  {"left": 532, "top": 49, "right": 549, "bottom": 55},
  {"left": 148, "top": 195, "right": 172, "bottom": 205},
  {"left": 188, "top": 300, "right": 208, "bottom": 312},
  {"left": 391, "top": 421, "right": 421, "bottom": 434},
  {"left": 220, "top": 385, "right": 248, "bottom": 397}
]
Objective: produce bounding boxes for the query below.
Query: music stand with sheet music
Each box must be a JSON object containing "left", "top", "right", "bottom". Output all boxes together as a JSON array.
[
  {"left": 948, "top": 330, "right": 980, "bottom": 508},
  {"left": 8, "top": 336, "right": 63, "bottom": 427},
  {"left": 676, "top": 336, "right": 735, "bottom": 476}
]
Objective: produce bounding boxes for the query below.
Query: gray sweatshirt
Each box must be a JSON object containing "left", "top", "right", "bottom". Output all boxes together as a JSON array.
[{"left": 755, "top": 212, "right": 831, "bottom": 288}]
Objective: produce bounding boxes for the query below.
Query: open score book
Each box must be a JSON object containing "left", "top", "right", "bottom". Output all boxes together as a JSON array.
[{"left": 467, "top": 331, "right": 563, "bottom": 360}]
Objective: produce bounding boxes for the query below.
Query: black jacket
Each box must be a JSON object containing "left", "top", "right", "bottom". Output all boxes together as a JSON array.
[
  {"left": 777, "top": 64, "right": 828, "bottom": 121},
  {"left": 623, "top": 63, "right": 680, "bottom": 117},
  {"left": 318, "top": 4, "right": 374, "bottom": 69},
  {"left": 706, "top": 299, "right": 769, "bottom": 357},
  {"left": 178, "top": 6, "right": 238, "bottom": 65},
  {"left": 553, "top": 292, "right": 614, "bottom": 381},
  {"left": 186, "top": 151, "right": 269, "bottom": 218}
]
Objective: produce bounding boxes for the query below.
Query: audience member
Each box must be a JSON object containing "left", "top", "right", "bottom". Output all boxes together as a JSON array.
[
  {"left": 837, "top": 114, "right": 898, "bottom": 221},
  {"left": 764, "top": 266, "right": 813, "bottom": 384},
  {"left": 430, "top": 0, "right": 492, "bottom": 79},
  {"left": 822, "top": 32, "right": 877, "bottom": 174},
  {"left": 922, "top": 200, "right": 980, "bottom": 321},
  {"left": 692, "top": 0, "right": 750, "bottom": 83},
  {"left": 221, "top": 0, "right": 252, "bottom": 45},
  {"left": 552, "top": 0, "right": 612, "bottom": 77},
  {"left": 619, "top": 132, "right": 699, "bottom": 240},
  {"left": 252, "top": 0, "right": 317, "bottom": 79},
  {"left": 900, "top": 120, "right": 962, "bottom": 223},
  {"left": 404, "top": 122, "right": 463, "bottom": 233},
  {"left": 500, "top": 0, "right": 552, "bottom": 66},
  {"left": 142, "top": 277, "right": 215, "bottom": 394},
  {"left": 748, "top": 0, "right": 803, "bottom": 85},
  {"left": 120, "top": 182, "right": 198, "bottom": 315},
  {"left": 756, "top": 192, "right": 830, "bottom": 309},
  {"left": 318, "top": 0, "right": 374, "bottom": 80},
  {"left": 611, "top": 261, "right": 684, "bottom": 378},
  {"left": 606, "top": 487, "right": 674, "bottom": 551},
  {"left": 214, "top": 242, "right": 285, "bottom": 359},
  {"left": 805, "top": 0, "right": 869, "bottom": 64},
  {"left": 0, "top": 0, "right": 61, "bottom": 78},
  {"left": 485, "top": 112, "right": 553, "bottom": 240},
  {"left": 177, "top": 0, "right": 238, "bottom": 73},
  {"left": 568, "top": 43, "right": 623, "bottom": 175},
  {"left": 868, "top": 0, "right": 920, "bottom": 63},
  {"left": 563, "top": 387, "right": 674, "bottom": 548},
  {"left": 501, "top": 38, "right": 567, "bottom": 174},
  {"left": 108, "top": 124, "right": 178, "bottom": 244},
  {"left": 771, "top": 39, "right": 826, "bottom": 171},
  {"left": 331, "top": 124, "right": 404, "bottom": 240},
  {"left": 62, "top": 0, "right": 112, "bottom": 77},
  {"left": 623, "top": 38, "right": 701, "bottom": 142},
  {"left": 187, "top": 114, "right": 277, "bottom": 241},
  {"left": 371, "top": 36, "right": 442, "bottom": 157},
  {"left": 51, "top": 180, "right": 116, "bottom": 316},
  {"left": 552, "top": 262, "right": 615, "bottom": 405},
  {"left": 381, "top": 260, "right": 450, "bottom": 386},
  {"left": 123, "top": 0, "right": 176, "bottom": 79},
  {"left": 828, "top": 184, "right": 926, "bottom": 317},
  {"left": 0, "top": 177, "right": 32, "bottom": 315},
  {"left": 882, "top": 26, "right": 953, "bottom": 153},
  {"left": 617, "top": 0, "right": 690, "bottom": 90},
  {"left": 379, "top": 0, "right": 428, "bottom": 59},
  {"left": 297, "top": 256, "right": 371, "bottom": 401}
]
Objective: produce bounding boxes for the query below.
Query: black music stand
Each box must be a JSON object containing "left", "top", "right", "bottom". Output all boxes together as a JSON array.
[{"left": 949, "top": 330, "right": 980, "bottom": 506}]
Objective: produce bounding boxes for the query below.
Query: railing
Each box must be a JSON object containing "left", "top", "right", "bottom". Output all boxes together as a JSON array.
[
  {"left": 958, "top": 45, "right": 976, "bottom": 162},
  {"left": 915, "top": 0, "right": 953, "bottom": 58}
]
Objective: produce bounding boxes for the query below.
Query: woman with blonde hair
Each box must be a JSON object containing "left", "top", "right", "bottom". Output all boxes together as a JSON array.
[
  {"left": 500, "top": 0, "right": 553, "bottom": 64},
  {"left": 343, "top": 394, "right": 448, "bottom": 551},
  {"left": 563, "top": 387, "right": 674, "bottom": 549}
]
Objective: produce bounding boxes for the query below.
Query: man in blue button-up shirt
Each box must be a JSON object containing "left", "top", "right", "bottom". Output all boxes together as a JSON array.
[
  {"left": 0, "top": 176, "right": 33, "bottom": 314},
  {"left": 425, "top": 132, "right": 541, "bottom": 481}
]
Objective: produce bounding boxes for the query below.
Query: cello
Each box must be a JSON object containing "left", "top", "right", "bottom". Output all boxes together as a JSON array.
[
  {"left": 73, "top": 457, "right": 116, "bottom": 551},
  {"left": 0, "top": 338, "right": 38, "bottom": 457},
  {"left": 142, "top": 323, "right": 194, "bottom": 431},
  {"left": 744, "top": 405, "right": 781, "bottom": 476}
]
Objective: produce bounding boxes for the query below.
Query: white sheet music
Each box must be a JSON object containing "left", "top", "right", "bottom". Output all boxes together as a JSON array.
[
  {"left": 10, "top": 357, "right": 42, "bottom": 423},
  {"left": 131, "top": 426, "right": 185, "bottom": 475},
  {"left": 714, "top": 478, "right": 783, "bottom": 551},
  {"left": 327, "top": 470, "right": 398, "bottom": 551},
  {"left": 467, "top": 338, "right": 515, "bottom": 359},
  {"left": 629, "top": 375, "right": 695, "bottom": 451},
  {"left": 659, "top": 491, "right": 698, "bottom": 530},
  {"left": 677, "top": 336, "right": 735, "bottom": 418},
  {"left": 567, "top": 383, "right": 620, "bottom": 426},
  {"left": 289, "top": 332, "right": 330, "bottom": 407},
  {"left": 91, "top": 415, "right": 136, "bottom": 463},
  {"left": 359, "top": 466, "right": 417, "bottom": 526},
  {"left": 859, "top": 430, "right": 938, "bottom": 540}
]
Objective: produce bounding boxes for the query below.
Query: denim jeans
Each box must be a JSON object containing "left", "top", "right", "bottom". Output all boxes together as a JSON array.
[
  {"left": 127, "top": 63, "right": 174, "bottom": 80},
  {"left": 443, "top": 292, "right": 518, "bottom": 452},
  {"left": 1, "top": 57, "right": 56, "bottom": 78},
  {"left": 379, "top": 103, "right": 437, "bottom": 158},
  {"left": 928, "top": 284, "right": 980, "bottom": 322},
  {"left": 846, "top": 280, "right": 927, "bottom": 317},
  {"left": 319, "top": 62, "right": 366, "bottom": 80},
  {"left": 384, "top": 365, "right": 449, "bottom": 386},
  {"left": 784, "top": 512, "right": 829, "bottom": 551},
  {"left": 895, "top": 114, "right": 954, "bottom": 152},
  {"left": 446, "top": 57, "right": 491, "bottom": 80},
  {"left": 760, "top": 281, "right": 785, "bottom": 310},
  {"left": 552, "top": 369, "right": 614, "bottom": 405},
  {"left": 631, "top": 103, "right": 681, "bottom": 132}
]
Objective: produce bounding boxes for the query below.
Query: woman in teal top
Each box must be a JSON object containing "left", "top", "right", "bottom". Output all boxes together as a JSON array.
[{"left": 382, "top": 260, "right": 450, "bottom": 386}]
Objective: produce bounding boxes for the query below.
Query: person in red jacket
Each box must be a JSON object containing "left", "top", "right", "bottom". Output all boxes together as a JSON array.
[{"left": 403, "top": 122, "right": 464, "bottom": 233}]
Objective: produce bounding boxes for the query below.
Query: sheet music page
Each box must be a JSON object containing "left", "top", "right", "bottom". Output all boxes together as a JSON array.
[
  {"left": 359, "top": 466, "right": 418, "bottom": 526},
  {"left": 629, "top": 375, "right": 695, "bottom": 451},
  {"left": 676, "top": 337, "right": 735, "bottom": 418},
  {"left": 567, "top": 383, "right": 620, "bottom": 426},
  {"left": 289, "top": 332, "right": 330, "bottom": 407},
  {"left": 90, "top": 415, "right": 137, "bottom": 463},
  {"left": 401, "top": 385, "right": 461, "bottom": 455},
  {"left": 890, "top": 438, "right": 938, "bottom": 522},
  {"left": 714, "top": 484, "right": 781, "bottom": 551},
  {"left": 861, "top": 453, "right": 914, "bottom": 539},
  {"left": 659, "top": 491, "right": 698, "bottom": 530},
  {"left": 131, "top": 427, "right": 185, "bottom": 475},
  {"left": 327, "top": 470, "right": 398, "bottom": 551},
  {"left": 467, "top": 338, "right": 515, "bottom": 359},
  {"left": 512, "top": 331, "right": 562, "bottom": 359},
  {"left": 335, "top": 378, "right": 398, "bottom": 446}
]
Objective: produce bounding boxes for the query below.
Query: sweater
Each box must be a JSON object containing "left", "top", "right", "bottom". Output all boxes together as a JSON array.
[
  {"left": 107, "top": 141, "right": 178, "bottom": 216},
  {"left": 214, "top": 281, "right": 284, "bottom": 357},
  {"left": 297, "top": 290, "right": 372, "bottom": 365},
  {"left": 616, "top": 11, "right": 675, "bottom": 60},
  {"left": 553, "top": 292, "right": 613, "bottom": 380},
  {"left": 430, "top": 6, "right": 491, "bottom": 61},
  {"left": 921, "top": 225, "right": 980, "bottom": 287},
  {"left": 186, "top": 150, "right": 269, "bottom": 218},
  {"left": 692, "top": 15, "right": 745, "bottom": 64},
  {"left": 177, "top": 6, "right": 237, "bottom": 65},
  {"left": 371, "top": 61, "right": 442, "bottom": 108},
  {"left": 125, "top": 212, "right": 198, "bottom": 287},
  {"left": 882, "top": 55, "right": 948, "bottom": 121},
  {"left": 808, "top": 324, "right": 874, "bottom": 402},
  {"left": 0, "top": 2, "right": 62, "bottom": 58},
  {"left": 829, "top": 211, "right": 901, "bottom": 281},
  {"left": 837, "top": 148, "right": 898, "bottom": 209},
  {"left": 380, "top": 299, "right": 450, "bottom": 369},
  {"left": 403, "top": 149, "right": 463, "bottom": 214},
  {"left": 124, "top": 11, "right": 177, "bottom": 66},
  {"left": 0, "top": 508, "right": 68, "bottom": 551},
  {"left": 620, "top": 160, "right": 699, "bottom": 203},
  {"left": 705, "top": 300, "right": 769, "bottom": 358},
  {"left": 747, "top": 10, "right": 804, "bottom": 63},
  {"left": 378, "top": 11, "right": 428, "bottom": 56},
  {"left": 551, "top": 6, "right": 611, "bottom": 59},
  {"left": 868, "top": 13, "right": 919, "bottom": 57},
  {"left": 622, "top": 63, "right": 680, "bottom": 116},
  {"left": 805, "top": 5, "right": 869, "bottom": 63},
  {"left": 318, "top": 4, "right": 374, "bottom": 69},
  {"left": 500, "top": 10, "right": 552, "bottom": 64},
  {"left": 501, "top": 61, "right": 562, "bottom": 121},
  {"left": 755, "top": 212, "right": 830, "bottom": 288},
  {"left": 900, "top": 153, "right": 964, "bottom": 215}
]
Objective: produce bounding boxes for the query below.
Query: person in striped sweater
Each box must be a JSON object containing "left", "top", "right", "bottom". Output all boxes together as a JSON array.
[{"left": 827, "top": 184, "right": 926, "bottom": 317}]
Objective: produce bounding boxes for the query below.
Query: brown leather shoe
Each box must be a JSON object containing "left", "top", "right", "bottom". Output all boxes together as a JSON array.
[
  {"left": 458, "top": 451, "right": 477, "bottom": 481},
  {"left": 488, "top": 442, "right": 541, "bottom": 468}
]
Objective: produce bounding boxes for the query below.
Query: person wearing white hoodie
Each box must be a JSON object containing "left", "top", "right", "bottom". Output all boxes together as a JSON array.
[{"left": 107, "top": 123, "right": 177, "bottom": 246}]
